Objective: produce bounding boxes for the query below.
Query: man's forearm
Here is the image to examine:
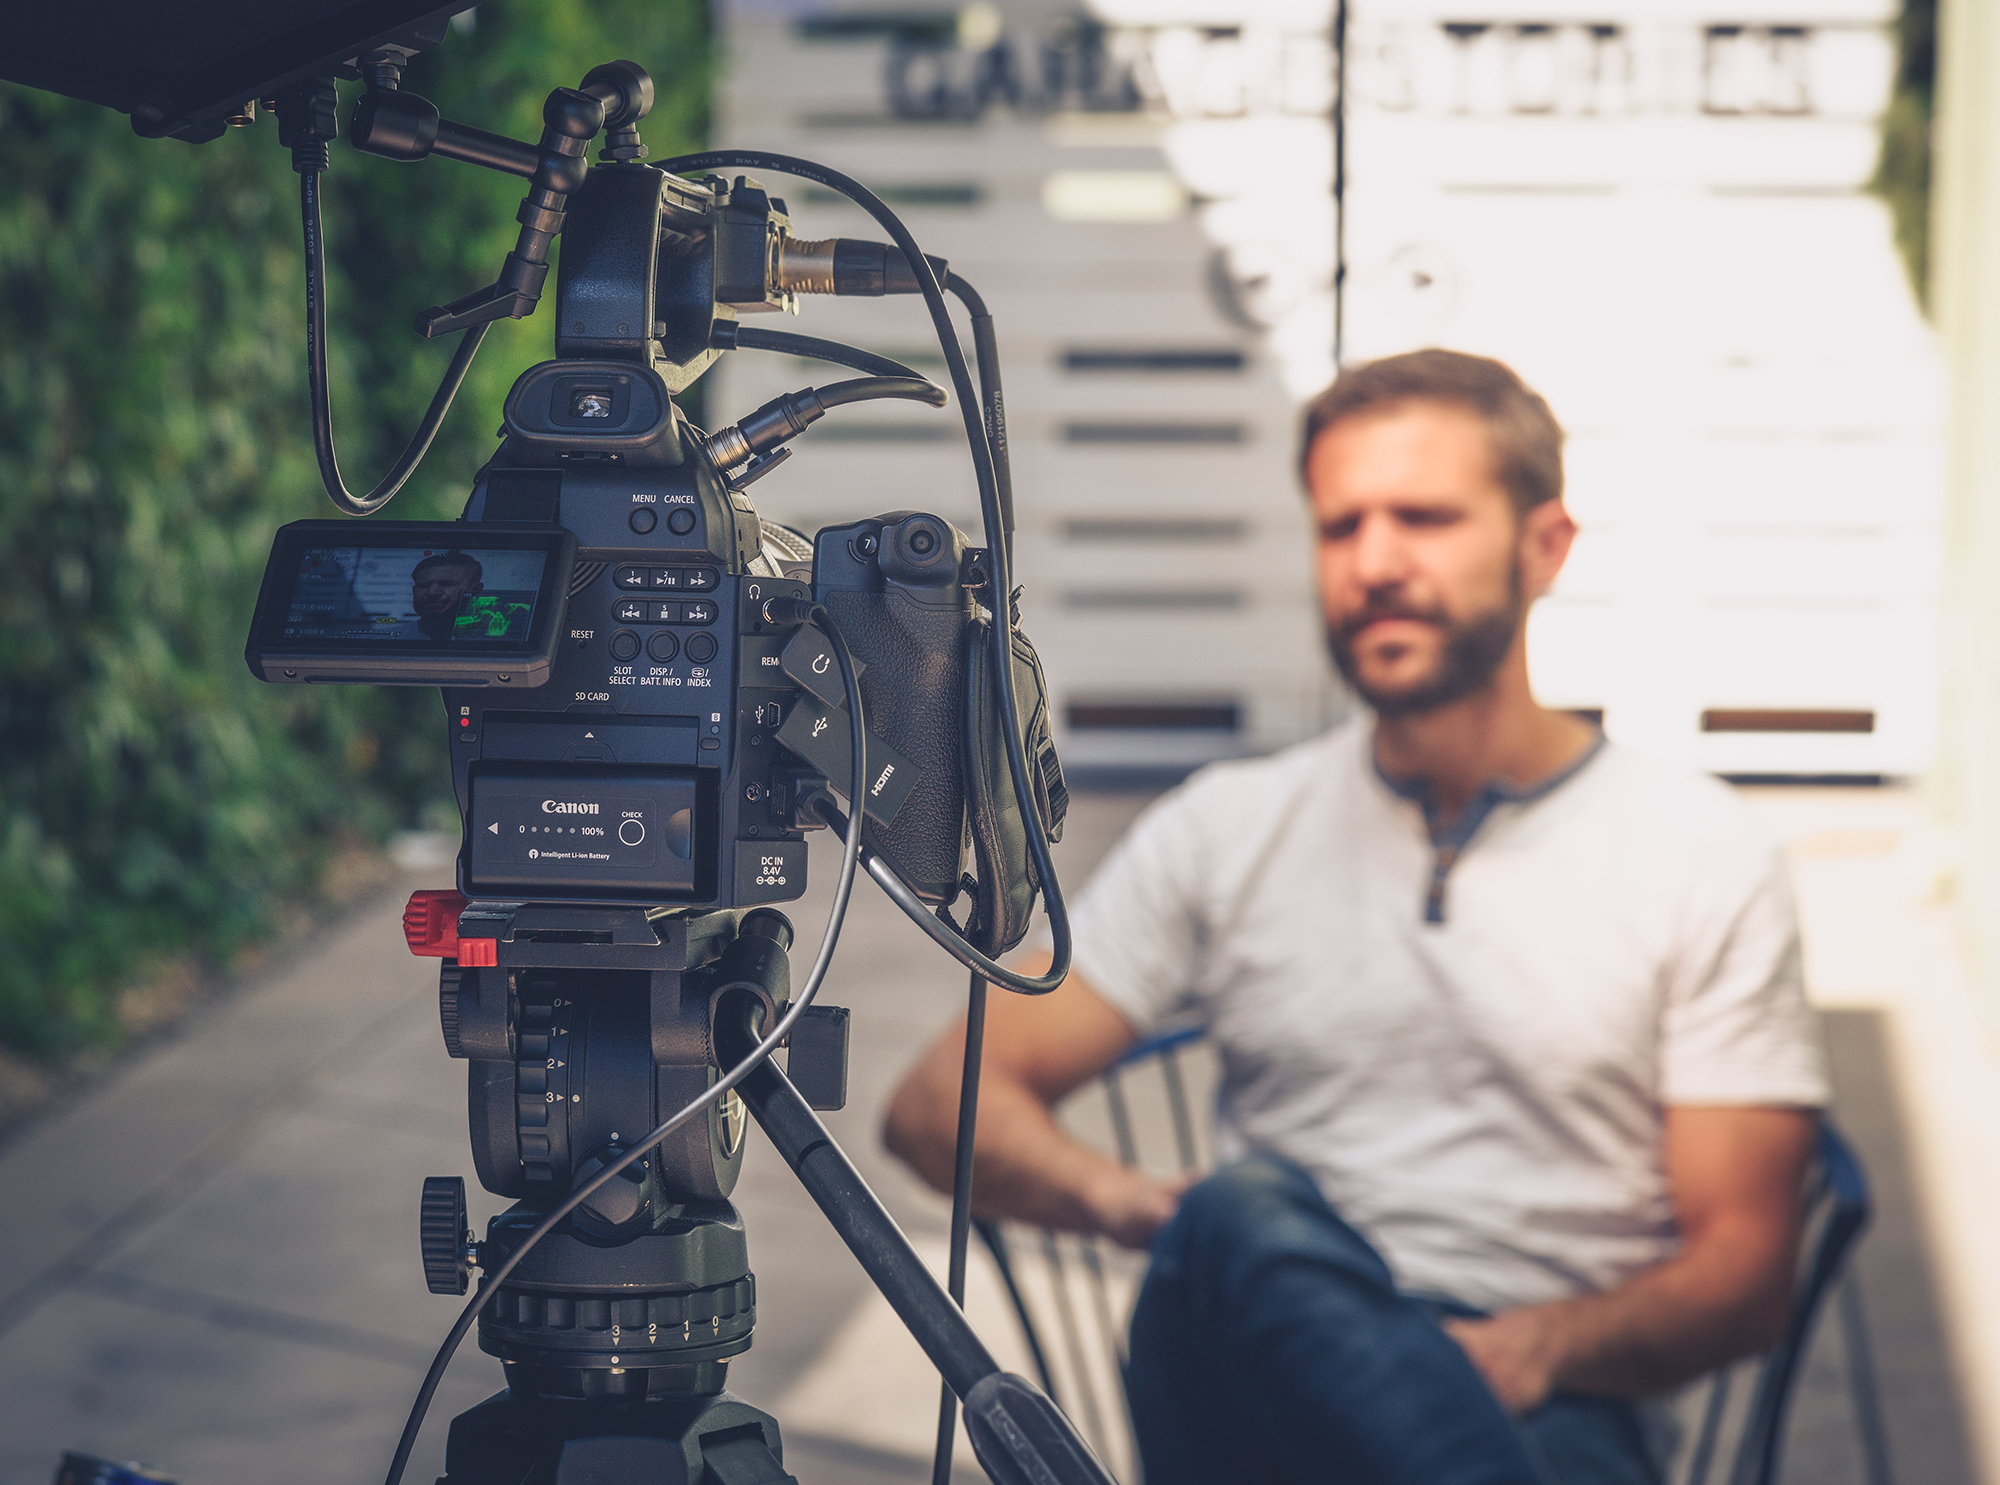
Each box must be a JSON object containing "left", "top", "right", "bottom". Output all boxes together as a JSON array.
[
  {"left": 1452, "top": 1106, "right": 1812, "bottom": 1410},
  {"left": 1546, "top": 1237, "right": 1791, "bottom": 1395},
  {"left": 1454, "top": 1224, "right": 1792, "bottom": 1408},
  {"left": 885, "top": 1061, "right": 1170, "bottom": 1243}
]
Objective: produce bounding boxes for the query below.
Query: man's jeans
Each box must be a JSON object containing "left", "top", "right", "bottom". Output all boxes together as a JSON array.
[{"left": 1125, "top": 1155, "right": 1661, "bottom": 1485}]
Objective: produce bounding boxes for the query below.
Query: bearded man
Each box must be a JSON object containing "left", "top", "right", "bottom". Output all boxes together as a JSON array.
[
  {"left": 407, "top": 551, "right": 484, "bottom": 640},
  {"left": 884, "top": 349, "right": 1828, "bottom": 1484}
]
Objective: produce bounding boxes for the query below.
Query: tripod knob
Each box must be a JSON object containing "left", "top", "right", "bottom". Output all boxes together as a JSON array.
[
  {"left": 420, "top": 1176, "right": 474, "bottom": 1295},
  {"left": 571, "top": 1147, "right": 651, "bottom": 1239}
]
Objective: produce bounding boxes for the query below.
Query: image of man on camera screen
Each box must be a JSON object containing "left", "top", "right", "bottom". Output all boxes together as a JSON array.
[
  {"left": 405, "top": 550, "right": 485, "bottom": 640},
  {"left": 886, "top": 349, "right": 1828, "bottom": 1484}
]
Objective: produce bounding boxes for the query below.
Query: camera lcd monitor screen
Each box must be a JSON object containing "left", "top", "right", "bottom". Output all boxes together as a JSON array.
[
  {"left": 282, "top": 545, "right": 550, "bottom": 647},
  {"left": 247, "top": 521, "right": 576, "bottom": 686}
]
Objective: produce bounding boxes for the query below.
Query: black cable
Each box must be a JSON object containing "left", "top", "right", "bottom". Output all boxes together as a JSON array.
[
  {"left": 300, "top": 169, "right": 488, "bottom": 516},
  {"left": 1332, "top": 0, "right": 1350, "bottom": 367},
  {"left": 932, "top": 968, "right": 989, "bottom": 1485},
  {"left": 815, "top": 375, "right": 947, "bottom": 409},
  {"left": 379, "top": 606, "right": 870, "bottom": 1485},
  {"left": 660, "top": 150, "right": 1071, "bottom": 995},
  {"left": 723, "top": 324, "right": 927, "bottom": 380},
  {"left": 945, "top": 272, "right": 1015, "bottom": 561},
  {"left": 717, "top": 376, "right": 948, "bottom": 469},
  {"left": 805, "top": 799, "right": 1065, "bottom": 996}
]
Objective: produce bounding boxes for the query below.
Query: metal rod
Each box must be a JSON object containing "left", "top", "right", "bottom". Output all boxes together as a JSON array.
[
  {"left": 1077, "top": 1236, "right": 1127, "bottom": 1370},
  {"left": 1331, "top": 0, "right": 1350, "bottom": 367},
  {"left": 1839, "top": 1276, "right": 1897, "bottom": 1485},
  {"left": 1685, "top": 1366, "right": 1732, "bottom": 1485},
  {"left": 1161, "top": 1050, "right": 1199, "bottom": 1175},
  {"left": 934, "top": 971, "right": 990, "bottom": 1485},
  {"left": 734, "top": 1054, "right": 1000, "bottom": 1399},
  {"left": 1040, "top": 1232, "right": 1109, "bottom": 1451},
  {"left": 1102, "top": 1065, "right": 1139, "bottom": 1169},
  {"left": 432, "top": 117, "right": 541, "bottom": 177},
  {"left": 977, "top": 1220, "right": 1061, "bottom": 1403}
]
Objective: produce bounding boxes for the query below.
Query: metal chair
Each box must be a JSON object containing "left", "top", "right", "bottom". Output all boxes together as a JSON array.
[
  {"left": 978, "top": 1029, "right": 1894, "bottom": 1485},
  {"left": 1683, "top": 1120, "right": 1892, "bottom": 1485}
]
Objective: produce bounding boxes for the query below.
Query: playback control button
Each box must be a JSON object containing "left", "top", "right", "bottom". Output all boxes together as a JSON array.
[
  {"left": 615, "top": 565, "right": 720, "bottom": 592},
  {"left": 649, "top": 566, "right": 721, "bottom": 592},
  {"left": 643, "top": 600, "right": 717, "bottom": 626}
]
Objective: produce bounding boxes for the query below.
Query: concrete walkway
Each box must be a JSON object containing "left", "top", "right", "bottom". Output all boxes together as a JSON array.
[{"left": 0, "top": 787, "right": 1986, "bottom": 1485}]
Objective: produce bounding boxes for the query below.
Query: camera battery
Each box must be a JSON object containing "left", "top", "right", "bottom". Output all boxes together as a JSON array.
[{"left": 467, "top": 765, "right": 700, "bottom": 896}]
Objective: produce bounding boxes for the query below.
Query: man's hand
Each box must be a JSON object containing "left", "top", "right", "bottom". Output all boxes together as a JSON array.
[
  {"left": 1444, "top": 1308, "right": 1565, "bottom": 1414},
  {"left": 1087, "top": 1168, "right": 1197, "bottom": 1249},
  {"left": 1445, "top": 1107, "right": 1817, "bottom": 1409}
]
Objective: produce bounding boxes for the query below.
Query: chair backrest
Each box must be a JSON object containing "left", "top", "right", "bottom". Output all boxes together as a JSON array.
[{"left": 980, "top": 1032, "right": 1879, "bottom": 1485}]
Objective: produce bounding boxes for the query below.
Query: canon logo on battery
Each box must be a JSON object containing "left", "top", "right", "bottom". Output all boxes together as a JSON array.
[{"left": 541, "top": 801, "right": 600, "bottom": 815}]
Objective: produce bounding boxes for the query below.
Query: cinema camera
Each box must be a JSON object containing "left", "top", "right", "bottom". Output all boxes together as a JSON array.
[{"left": 234, "top": 52, "right": 1103, "bottom": 1485}]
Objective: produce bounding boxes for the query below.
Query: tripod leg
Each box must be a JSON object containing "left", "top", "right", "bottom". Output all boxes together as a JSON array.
[
  {"left": 703, "top": 1429, "right": 800, "bottom": 1485},
  {"left": 731, "top": 1051, "right": 1117, "bottom": 1485}
]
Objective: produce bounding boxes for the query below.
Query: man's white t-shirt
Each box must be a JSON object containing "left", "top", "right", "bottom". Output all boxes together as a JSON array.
[{"left": 1070, "top": 720, "right": 1829, "bottom": 1314}]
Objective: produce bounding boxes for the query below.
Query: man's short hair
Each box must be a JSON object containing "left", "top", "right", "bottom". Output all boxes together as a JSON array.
[
  {"left": 1298, "top": 349, "right": 1564, "bottom": 516},
  {"left": 413, "top": 551, "right": 482, "bottom": 583}
]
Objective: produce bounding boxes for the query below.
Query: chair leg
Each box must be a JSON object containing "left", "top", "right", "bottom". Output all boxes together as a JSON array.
[
  {"left": 1838, "top": 1274, "right": 1896, "bottom": 1485},
  {"left": 1685, "top": 1368, "right": 1732, "bottom": 1485},
  {"left": 1104, "top": 1066, "right": 1140, "bottom": 1169},
  {"left": 1043, "top": 1230, "right": 1111, "bottom": 1451},
  {"left": 1079, "top": 1236, "right": 1129, "bottom": 1370},
  {"left": 977, "top": 1220, "right": 1061, "bottom": 1404},
  {"left": 1161, "top": 1050, "right": 1200, "bottom": 1174},
  {"left": 1078, "top": 1235, "right": 1143, "bottom": 1481}
]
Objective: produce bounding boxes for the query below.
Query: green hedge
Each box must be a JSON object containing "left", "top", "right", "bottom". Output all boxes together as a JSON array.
[
  {"left": 0, "top": 2, "right": 710, "bottom": 1055},
  {"left": 1872, "top": 0, "right": 1936, "bottom": 310}
]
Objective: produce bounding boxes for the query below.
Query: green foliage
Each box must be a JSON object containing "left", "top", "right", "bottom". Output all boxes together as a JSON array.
[
  {"left": 0, "top": 1, "right": 710, "bottom": 1056},
  {"left": 1871, "top": 0, "right": 1937, "bottom": 310}
]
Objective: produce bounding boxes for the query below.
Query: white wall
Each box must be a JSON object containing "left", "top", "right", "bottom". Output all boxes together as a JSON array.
[
  {"left": 1335, "top": 0, "right": 1943, "bottom": 775},
  {"left": 1933, "top": 0, "right": 2000, "bottom": 1016},
  {"left": 712, "top": 0, "right": 1337, "bottom": 774},
  {"left": 712, "top": 0, "right": 1941, "bottom": 779}
]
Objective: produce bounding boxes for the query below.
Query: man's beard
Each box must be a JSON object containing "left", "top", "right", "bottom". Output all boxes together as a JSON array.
[{"left": 1326, "top": 565, "right": 1524, "bottom": 718}]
